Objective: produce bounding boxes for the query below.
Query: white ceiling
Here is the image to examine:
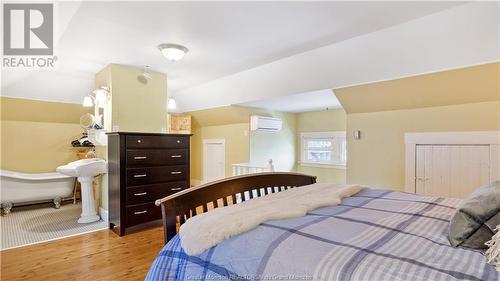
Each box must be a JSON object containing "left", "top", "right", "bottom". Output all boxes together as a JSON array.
[
  {"left": 1, "top": 1, "right": 464, "bottom": 106},
  {"left": 176, "top": 2, "right": 499, "bottom": 112},
  {"left": 239, "top": 89, "right": 342, "bottom": 113}
]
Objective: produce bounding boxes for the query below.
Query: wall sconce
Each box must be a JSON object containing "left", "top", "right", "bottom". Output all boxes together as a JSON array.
[
  {"left": 82, "top": 86, "right": 110, "bottom": 128},
  {"left": 168, "top": 98, "right": 177, "bottom": 110}
]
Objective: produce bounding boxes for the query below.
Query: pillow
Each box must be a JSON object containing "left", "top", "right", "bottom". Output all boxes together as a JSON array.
[{"left": 448, "top": 181, "right": 500, "bottom": 249}]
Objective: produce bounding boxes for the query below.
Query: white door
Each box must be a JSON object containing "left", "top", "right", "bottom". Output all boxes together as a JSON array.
[
  {"left": 415, "top": 145, "right": 490, "bottom": 198},
  {"left": 203, "top": 139, "right": 225, "bottom": 183}
]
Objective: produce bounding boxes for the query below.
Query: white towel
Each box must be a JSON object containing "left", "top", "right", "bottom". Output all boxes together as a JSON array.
[{"left": 179, "top": 183, "right": 361, "bottom": 255}]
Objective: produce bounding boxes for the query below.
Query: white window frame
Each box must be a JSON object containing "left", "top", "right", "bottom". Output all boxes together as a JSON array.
[{"left": 299, "top": 131, "right": 347, "bottom": 169}]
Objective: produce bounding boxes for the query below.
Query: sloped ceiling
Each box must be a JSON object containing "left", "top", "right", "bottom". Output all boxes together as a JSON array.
[
  {"left": 2, "top": 2, "right": 498, "bottom": 113},
  {"left": 334, "top": 62, "right": 500, "bottom": 114},
  {"left": 175, "top": 2, "right": 499, "bottom": 112},
  {"left": 2, "top": 1, "right": 466, "bottom": 106},
  {"left": 237, "top": 90, "right": 341, "bottom": 113}
]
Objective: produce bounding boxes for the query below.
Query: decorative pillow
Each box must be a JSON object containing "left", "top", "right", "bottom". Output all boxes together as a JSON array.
[
  {"left": 485, "top": 224, "right": 500, "bottom": 271},
  {"left": 448, "top": 181, "right": 500, "bottom": 249}
]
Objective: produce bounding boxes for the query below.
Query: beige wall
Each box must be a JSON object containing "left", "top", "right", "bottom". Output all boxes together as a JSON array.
[
  {"left": 346, "top": 101, "right": 500, "bottom": 190},
  {"left": 0, "top": 97, "right": 107, "bottom": 209},
  {"left": 296, "top": 109, "right": 347, "bottom": 183},
  {"left": 96, "top": 64, "right": 168, "bottom": 133},
  {"left": 94, "top": 64, "right": 169, "bottom": 209},
  {"left": 190, "top": 123, "right": 250, "bottom": 182},
  {"left": 1, "top": 64, "right": 169, "bottom": 212},
  {"left": 249, "top": 111, "right": 297, "bottom": 172},
  {"left": 0, "top": 97, "right": 89, "bottom": 173},
  {"left": 188, "top": 106, "right": 352, "bottom": 183},
  {"left": 1, "top": 120, "right": 83, "bottom": 173},
  {"left": 188, "top": 106, "right": 298, "bottom": 181},
  {"left": 335, "top": 62, "right": 500, "bottom": 114},
  {"left": 336, "top": 63, "right": 500, "bottom": 191}
]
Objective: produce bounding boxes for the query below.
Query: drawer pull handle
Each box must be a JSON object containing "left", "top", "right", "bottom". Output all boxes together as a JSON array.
[
  {"left": 137, "top": 139, "right": 142, "bottom": 143},
  {"left": 134, "top": 192, "right": 147, "bottom": 196},
  {"left": 171, "top": 155, "right": 182, "bottom": 158},
  {"left": 171, "top": 187, "right": 182, "bottom": 191},
  {"left": 134, "top": 156, "right": 147, "bottom": 160},
  {"left": 176, "top": 140, "right": 181, "bottom": 143},
  {"left": 171, "top": 171, "right": 182, "bottom": 175},
  {"left": 134, "top": 210, "right": 148, "bottom": 215},
  {"left": 133, "top": 174, "right": 147, "bottom": 178}
]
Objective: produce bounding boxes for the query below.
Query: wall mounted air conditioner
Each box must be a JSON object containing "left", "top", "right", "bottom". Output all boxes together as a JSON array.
[{"left": 250, "top": 115, "right": 282, "bottom": 131}]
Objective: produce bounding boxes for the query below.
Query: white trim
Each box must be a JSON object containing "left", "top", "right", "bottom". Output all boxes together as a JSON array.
[
  {"left": 202, "top": 139, "right": 226, "bottom": 145},
  {"left": 99, "top": 207, "right": 109, "bottom": 222},
  {"left": 202, "top": 139, "right": 226, "bottom": 182},
  {"left": 404, "top": 131, "right": 500, "bottom": 193},
  {"left": 405, "top": 131, "right": 500, "bottom": 145},
  {"left": 299, "top": 162, "right": 347, "bottom": 170}
]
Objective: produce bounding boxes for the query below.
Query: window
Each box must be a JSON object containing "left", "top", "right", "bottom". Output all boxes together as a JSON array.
[{"left": 300, "top": 131, "right": 346, "bottom": 167}]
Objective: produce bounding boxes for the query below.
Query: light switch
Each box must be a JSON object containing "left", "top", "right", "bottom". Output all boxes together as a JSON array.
[{"left": 353, "top": 130, "right": 361, "bottom": 140}]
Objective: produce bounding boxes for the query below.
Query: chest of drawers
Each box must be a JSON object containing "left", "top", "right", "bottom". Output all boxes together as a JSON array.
[{"left": 107, "top": 132, "right": 191, "bottom": 236}]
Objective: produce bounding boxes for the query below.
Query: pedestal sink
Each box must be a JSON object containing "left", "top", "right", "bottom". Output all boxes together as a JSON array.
[{"left": 57, "top": 158, "right": 107, "bottom": 223}]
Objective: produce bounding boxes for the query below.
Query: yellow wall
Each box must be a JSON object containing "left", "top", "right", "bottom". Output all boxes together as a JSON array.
[
  {"left": 1, "top": 120, "right": 83, "bottom": 173},
  {"left": 189, "top": 106, "right": 252, "bottom": 127},
  {"left": 346, "top": 101, "right": 500, "bottom": 190},
  {"left": 335, "top": 62, "right": 500, "bottom": 114},
  {"left": 296, "top": 109, "right": 347, "bottom": 183},
  {"left": 335, "top": 63, "right": 500, "bottom": 191},
  {"left": 1, "top": 97, "right": 92, "bottom": 124},
  {"left": 0, "top": 97, "right": 107, "bottom": 209},
  {"left": 190, "top": 123, "right": 250, "bottom": 182},
  {"left": 96, "top": 64, "right": 168, "bottom": 133},
  {"left": 94, "top": 64, "right": 169, "bottom": 209},
  {"left": 249, "top": 111, "right": 297, "bottom": 172},
  {"left": 1, "top": 64, "right": 168, "bottom": 211},
  {"left": 188, "top": 106, "right": 297, "bottom": 181},
  {"left": 0, "top": 97, "right": 89, "bottom": 173}
]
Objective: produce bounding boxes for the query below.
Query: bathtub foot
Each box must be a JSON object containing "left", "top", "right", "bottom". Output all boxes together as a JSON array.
[
  {"left": 53, "top": 197, "right": 62, "bottom": 209},
  {"left": 1, "top": 202, "right": 13, "bottom": 215}
]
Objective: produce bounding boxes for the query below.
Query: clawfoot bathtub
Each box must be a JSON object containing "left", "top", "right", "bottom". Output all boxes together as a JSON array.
[{"left": 0, "top": 170, "right": 75, "bottom": 214}]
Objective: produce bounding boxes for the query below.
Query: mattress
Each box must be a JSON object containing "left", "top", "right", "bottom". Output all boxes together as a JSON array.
[{"left": 146, "top": 188, "right": 499, "bottom": 281}]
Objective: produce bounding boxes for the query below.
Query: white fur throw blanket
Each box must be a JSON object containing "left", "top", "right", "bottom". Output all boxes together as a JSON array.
[
  {"left": 179, "top": 183, "right": 361, "bottom": 255},
  {"left": 485, "top": 224, "right": 500, "bottom": 271}
]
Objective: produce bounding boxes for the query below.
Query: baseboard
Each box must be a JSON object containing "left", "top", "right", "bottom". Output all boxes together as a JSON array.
[
  {"left": 190, "top": 178, "right": 202, "bottom": 187},
  {"left": 99, "top": 207, "right": 109, "bottom": 222}
]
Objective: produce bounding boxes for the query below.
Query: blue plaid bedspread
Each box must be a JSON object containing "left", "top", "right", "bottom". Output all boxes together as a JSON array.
[{"left": 146, "top": 188, "right": 499, "bottom": 281}]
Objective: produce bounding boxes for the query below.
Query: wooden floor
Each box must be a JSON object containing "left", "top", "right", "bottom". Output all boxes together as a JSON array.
[{"left": 1, "top": 227, "right": 164, "bottom": 281}]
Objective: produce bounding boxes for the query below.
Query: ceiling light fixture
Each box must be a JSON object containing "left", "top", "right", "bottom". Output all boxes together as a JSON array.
[{"left": 158, "top": 43, "right": 189, "bottom": 61}]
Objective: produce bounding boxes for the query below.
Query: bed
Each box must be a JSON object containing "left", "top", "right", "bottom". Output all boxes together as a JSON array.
[{"left": 147, "top": 172, "right": 499, "bottom": 281}]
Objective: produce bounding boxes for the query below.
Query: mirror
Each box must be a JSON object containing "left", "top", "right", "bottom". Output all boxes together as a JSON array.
[{"left": 80, "top": 113, "right": 95, "bottom": 129}]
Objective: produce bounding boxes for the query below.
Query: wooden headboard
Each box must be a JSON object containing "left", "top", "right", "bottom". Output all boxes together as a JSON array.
[{"left": 155, "top": 172, "right": 317, "bottom": 244}]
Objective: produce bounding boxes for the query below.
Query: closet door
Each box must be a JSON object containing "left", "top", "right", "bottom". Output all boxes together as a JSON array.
[
  {"left": 415, "top": 145, "right": 490, "bottom": 198},
  {"left": 415, "top": 145, "right": 429, "bottom": 196},
  {"left": 454, "top": 145, "right": 490, "bottom": 198}
]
